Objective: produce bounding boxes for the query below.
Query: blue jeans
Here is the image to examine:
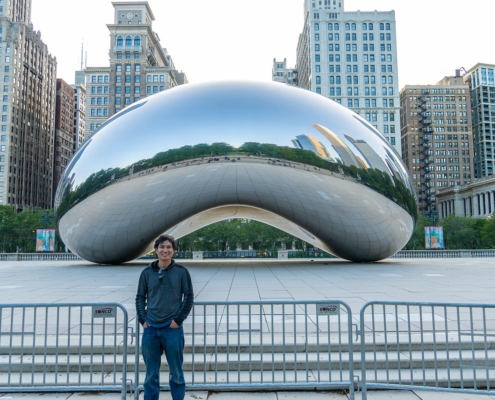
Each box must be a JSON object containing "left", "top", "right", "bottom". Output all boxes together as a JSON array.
[{"left": 142, "top": 325, "right": 185, "bottom": 400}]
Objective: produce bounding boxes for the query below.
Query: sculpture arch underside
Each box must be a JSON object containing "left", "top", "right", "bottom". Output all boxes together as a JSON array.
[{"left": 58, "top": 161, "right": 413, "bottom": 264}]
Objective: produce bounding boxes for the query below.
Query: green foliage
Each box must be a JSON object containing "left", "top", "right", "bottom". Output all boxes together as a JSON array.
[
  {"left": 481, "top": 216, "right": 495, "bottom": 248},
  {"left": 439, "top": 214, "right": 484, "bottom": 249},
  {"left": 405, "top": 213, "right": 495, "bottom": 250},
  {"left": 404, "top": 215, "right": 430, "bottom": 250},
  {"left": 0, "top": 205, "right": 59, "bottom": 253},
  {"left": 176, "top": 219, "right": 317, "bottom": 252}
]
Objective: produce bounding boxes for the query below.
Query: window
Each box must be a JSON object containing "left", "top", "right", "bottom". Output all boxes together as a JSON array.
[
  {"left": 315, "top": 33, "right": 319, "bottom": 41},
  {"left": 386, "top": 23, "right": 390, "bottom": 30},
  {"left": 125, "top": 35, "right": 132, "bottom": 46},
  {"left": 315, "top": 54, "right": 320, "bottom": 62},
  {"left": 380, "top": 23, "right": 384, "bottom": 30},
  {"left": 125, "top": 64, "right": 131, "bottom": 72},
  {"left": 125, "top": 53, "right": 131, "bottom": 59},
  {"left": 316, "top": 87, "right": 321, "bottom": 94},
  {"left": 116, "top": 87, "right": 121, "bottom": 94},
  {"left": 134, "top": 35, "right": 141, "bottom": 46},
  {"left": 328, "top": 23, "right": 333, "bottom": 30},
  {"left": 345, "top": 23, "right": 350, "bottom": 30},
  {"left": 116, "top": 76, "right": 122, "bottom": 83},
  {"left": 125, "top": 97, "right": 131, "bottom": 105},
  {"left": 315, "top": 44, "right": 320, "bottom": 51},
  {"left": 115, "top": 98, "right": 121, "bottom": 105},
  {"left": 362, "top": 23, "right": 367, "bottom": 30},
  {"left": 116, "top": 36, "right": 123, "bottom": 46},
  {"left": 315, "top": 23, "right": 319, "bottom": 30},
  {"left": 125, "top": 86, "right": 131, "bottom": 94},
  {"left": 369, "top": 23, "right": 373, "bottom": 30},
  {"left": 116, "top": 65, "right": 122, "bottom": 72},
  {"left": 315, "top": 65, "right": 320, "bottom": 72},
  {"left": 125, "top": 75, "right": 131, "bottom": 83},
  {"left": 134, "top": 52, "right": 139, "bottom": 59},
  {"left": 91, "top": 76, "right": 97, "bottom": 83},
  {"left": 135, "top": 87, "right": 140, "bottom": 93}
]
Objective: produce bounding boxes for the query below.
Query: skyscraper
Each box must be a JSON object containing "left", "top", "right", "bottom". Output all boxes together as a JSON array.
[
  {"left": 293, "top": 0, "right": 400, "bottom": 154},
  {"left": 0, "top": 0, "right": 57, "bottom": 210},
  {"left": 72, "top": 71, "right": 86, "bottom": 149},
  {"left": 464, "top": 63, "right": 495, "bottom": 178},
  {"left": 84, "top": 1, "right": 187, "bottom": 138},
  {"left": 400, "top": 73, "right": 474, "bottom": 217},
  {"left": 53, "top": 79, "right": 75, "bottom": 202}
]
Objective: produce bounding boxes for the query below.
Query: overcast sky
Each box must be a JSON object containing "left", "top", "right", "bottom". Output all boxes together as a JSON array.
[{"left": 31, "top": 0, "right": 495, "bottom": 88}]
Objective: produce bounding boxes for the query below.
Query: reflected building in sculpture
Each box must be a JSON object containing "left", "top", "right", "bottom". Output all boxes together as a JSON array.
[
  {"left": 55, "top": 81, "right": 416, "bottom": 264},
  {"left": 292, "top": 135, "right": 333, "bottom": 161}
]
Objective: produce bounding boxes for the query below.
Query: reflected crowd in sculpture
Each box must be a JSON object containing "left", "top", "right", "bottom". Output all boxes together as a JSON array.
[{"left": 54, "top": 81, "right": 417, "bottom": 264}]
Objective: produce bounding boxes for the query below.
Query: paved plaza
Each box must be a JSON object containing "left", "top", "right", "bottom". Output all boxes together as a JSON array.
[
  {"left": 1, "top": 257, "right": 495, "bottom": 399},
  {"left": 1, "top": 257, "right": 494, "bottom": 307}
]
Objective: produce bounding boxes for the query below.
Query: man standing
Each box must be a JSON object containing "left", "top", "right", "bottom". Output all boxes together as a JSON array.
[{"left": 136, "top": 235, "right": 194, "bottom": 400}]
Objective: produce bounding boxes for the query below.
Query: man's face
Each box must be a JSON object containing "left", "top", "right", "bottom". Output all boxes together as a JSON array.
[{"left": 155, "top": 240, "right": 174, "bottom": 263}]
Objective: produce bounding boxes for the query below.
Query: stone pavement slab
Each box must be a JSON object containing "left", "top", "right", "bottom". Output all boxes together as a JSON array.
[
  {"left": 411, "top": 390, "right": 495, "bottom": 399},
  {"left": 207, "top": 393, "right": 276, "bottom": 399},
  {"left": 277, "top": 391, "right": 348, "bottom": 399}
]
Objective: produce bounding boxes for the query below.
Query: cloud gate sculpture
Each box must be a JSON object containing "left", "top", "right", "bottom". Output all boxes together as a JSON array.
[{"left": 55, "top": 81, "right": 417, "bottom": 264}]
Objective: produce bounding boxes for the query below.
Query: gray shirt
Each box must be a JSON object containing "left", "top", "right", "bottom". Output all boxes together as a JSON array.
[{"left": 135, "top": 260, "right": 194, "bottom": 326}]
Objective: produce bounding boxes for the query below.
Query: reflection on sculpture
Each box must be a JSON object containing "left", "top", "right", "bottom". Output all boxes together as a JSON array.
[{"left": 55, "top": 81, "right": 417, "bottom": 264}]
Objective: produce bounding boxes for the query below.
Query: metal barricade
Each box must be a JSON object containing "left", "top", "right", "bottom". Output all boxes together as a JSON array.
[
  {"left": 359, "top": 301, "right": 495, "bottom": 399},
  {"left": 0, "top": 302, "right": 129, "bottom": 399},
  {"left": 133, "top": 300, "right": 355, "bottom": 399}
]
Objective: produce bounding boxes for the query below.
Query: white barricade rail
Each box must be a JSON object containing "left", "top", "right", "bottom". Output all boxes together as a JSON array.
[
  {"left": 133, "top": 300, "right": 356, "bottom": 399},
  {"left": 358, "top": 301, "right": 495, "bottom": 399},
  {"left": 0, "top": 302, "right": 129, "bottom": 400}
]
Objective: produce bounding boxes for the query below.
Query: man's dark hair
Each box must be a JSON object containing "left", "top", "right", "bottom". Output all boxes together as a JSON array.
[{"left": 154, "top": 234, "right": 177, "bottom": 250}]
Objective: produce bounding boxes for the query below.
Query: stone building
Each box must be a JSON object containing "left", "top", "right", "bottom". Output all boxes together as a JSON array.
[
  {"left": 291, "top": 0, "right": 401, "bottom": 153},
  {"left": 84, "top": 1, "right": 187, "bottom": 137},
  {"left": 53, "top": 79, "right": 74, "bottom": 201},
  {"left": 400, "top": 72, "right": 474, "bottom": 217},
  {"left": 272, "top": 58, "right": 297, "bottom": 86},
  {"left": 436, "top": 176, "right": 495, "bottom": 219},
  {"left": 0, "top": 0, "right": 57, "bottom": 210}
]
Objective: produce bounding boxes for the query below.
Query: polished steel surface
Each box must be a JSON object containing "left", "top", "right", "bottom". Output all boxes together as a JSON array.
[{"left": 55, "top": 81, "right": 417, "bottom": 264}]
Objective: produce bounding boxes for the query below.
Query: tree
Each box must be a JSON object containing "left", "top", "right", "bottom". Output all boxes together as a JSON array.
[{"left": 404, "top": 215, "right": 429, "bottom": 250}]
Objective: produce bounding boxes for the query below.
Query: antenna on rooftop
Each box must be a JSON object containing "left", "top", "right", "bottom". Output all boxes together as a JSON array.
[{"left": 80, "top": 41, "right": 84, "bottom": 70}]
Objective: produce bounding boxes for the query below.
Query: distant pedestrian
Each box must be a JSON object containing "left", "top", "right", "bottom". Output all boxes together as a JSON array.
[{"left": 136, "top": 235, "right": 194, "bottom": 400}]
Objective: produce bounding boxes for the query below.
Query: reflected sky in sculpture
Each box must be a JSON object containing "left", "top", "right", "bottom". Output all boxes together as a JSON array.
[{"left": 55, "top": 81, "right": 417, "bottom": 264}]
